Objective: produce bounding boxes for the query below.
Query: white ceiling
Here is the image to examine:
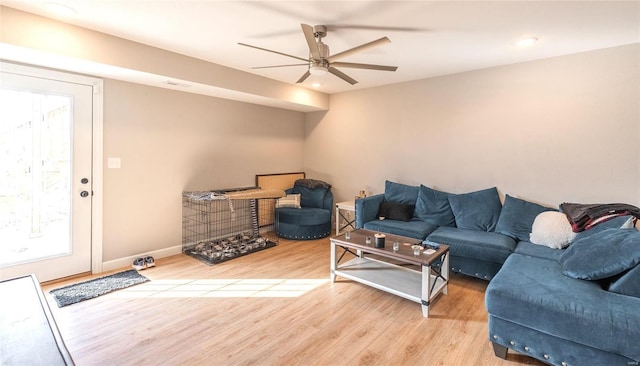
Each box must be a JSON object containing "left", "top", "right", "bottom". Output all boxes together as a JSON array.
[{"left": 3, "top": 1, "right": 640, "bottom": 95}]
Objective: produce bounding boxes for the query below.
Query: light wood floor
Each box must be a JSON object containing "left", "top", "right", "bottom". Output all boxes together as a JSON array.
[{"left": 43, "top": 237, "right": 545, "bottom": 366}]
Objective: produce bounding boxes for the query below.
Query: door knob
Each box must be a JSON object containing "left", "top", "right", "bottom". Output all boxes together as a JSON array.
[
  {"left": 80, "top": 191, "right": 89, "bottom": 197},
  {"left": 81, "top": 178, "right": 89, "bottom": 184}
]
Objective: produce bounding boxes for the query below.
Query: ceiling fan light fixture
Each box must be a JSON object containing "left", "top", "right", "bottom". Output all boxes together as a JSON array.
[{"left": 309, "top": 64, "right": 328, "bottom": 76}]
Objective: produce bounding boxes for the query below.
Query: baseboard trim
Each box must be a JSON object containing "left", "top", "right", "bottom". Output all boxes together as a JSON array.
[{"left": 101, "top": 245, "right": 182, "bottom": 272}]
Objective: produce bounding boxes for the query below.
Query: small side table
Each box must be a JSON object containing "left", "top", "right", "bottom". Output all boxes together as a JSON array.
[{"left": 335, "top": 200, "right": 356, "bottom": 235}]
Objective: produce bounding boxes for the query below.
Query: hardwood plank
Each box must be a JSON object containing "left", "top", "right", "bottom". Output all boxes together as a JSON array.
[{"left": 42, "top": 237, "right": 545, "bottom": 365}]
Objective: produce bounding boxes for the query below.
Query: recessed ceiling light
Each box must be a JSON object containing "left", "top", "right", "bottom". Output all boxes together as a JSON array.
[
  {"left": 515, "top": 37, "right": 538, "bottom": 48},
  {"left": 312, "top": 83, "right": 321, "bottom": 88},
  {"left": 45, "top": 2, "right": 77, "bottom": 17}
]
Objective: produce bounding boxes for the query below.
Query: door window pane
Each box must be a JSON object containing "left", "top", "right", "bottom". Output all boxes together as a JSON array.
[{"left": 0, "top": 89, "right": 72, "bottom": 266}]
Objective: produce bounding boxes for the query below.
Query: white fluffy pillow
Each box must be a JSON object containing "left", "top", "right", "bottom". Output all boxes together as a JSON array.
[{"left": 529, "top": 211, "right": 577, "bottom": 249}]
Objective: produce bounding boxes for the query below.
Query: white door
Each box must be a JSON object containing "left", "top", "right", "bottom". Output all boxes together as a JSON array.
[{"left": 0, "top": 71, "right": 93, "bottom": 282}]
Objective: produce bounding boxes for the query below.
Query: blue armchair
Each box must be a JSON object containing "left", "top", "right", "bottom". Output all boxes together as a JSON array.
[{"left": 275, "top": 179, "right": 333, "bottom": 240}]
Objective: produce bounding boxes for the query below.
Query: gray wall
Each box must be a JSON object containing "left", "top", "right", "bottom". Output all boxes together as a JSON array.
[
  {"left": 103, "top": 79, "right": 305, "bottom": 261},
  {"left": 304, "top": 44, "right": 640, "bottom": 208}
]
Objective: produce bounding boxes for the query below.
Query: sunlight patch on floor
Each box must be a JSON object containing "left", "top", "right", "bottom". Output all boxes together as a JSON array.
[{"left": 111, "top": 278, "right": 329, "bottom": 298}]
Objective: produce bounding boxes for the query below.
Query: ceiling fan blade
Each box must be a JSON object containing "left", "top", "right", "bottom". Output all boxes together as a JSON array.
[
  {"left": 238, "top": 42, "right": 308, "bottom": 62},
  {"left": 328, "top": 37, "right": 391, "bottom": 62},
  {"left": 331, "top": 62, "right": 397, "bottom": 72},
  {"left": 296, "top": 71, "right": 311, "bottom": 84},
  {"left": 301, "top": 23, "right": 321, "bottom": 60},
  {"left": 251, "top": 63, "right": 308, "bottom": 69},
  {"left": 328, "top": 67, "right": 358, "bottom": 85},
  {"left": 326, "top": 25, "right": 425, "bottom": 33}
]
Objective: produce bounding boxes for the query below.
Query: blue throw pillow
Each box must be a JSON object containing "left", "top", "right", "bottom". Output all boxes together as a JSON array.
[
  {"left": 561, "top": 228, "right": 640, "bottom": 280},
  {"left": 495, "top": 195, "right": 555, "bottom": 242},
  {"left": 414, "top": 185, "right": 456, "bottom": 227},
  {"left": 608, "top": 264, "right": 640, "bottom": 298},
  {"left": 448, "top": 187, "right": 502, "bottom": 232},
  {"left": 384, "top": 180, "right": 419, "bottom": 205},
  {"left": 293, "top": 186, "right": 326, "bottom": 208}
]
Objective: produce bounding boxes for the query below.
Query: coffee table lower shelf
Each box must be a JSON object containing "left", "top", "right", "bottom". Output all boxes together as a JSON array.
[{"left": 332, "top": 257, "right": 447, "bottom": 317}]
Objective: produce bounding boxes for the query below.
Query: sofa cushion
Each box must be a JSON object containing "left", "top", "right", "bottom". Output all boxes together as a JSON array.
[
  {"left": 427, "top": 226, "right": 516, "bottom": 264},
  {"left": 363, "top": 218, "right": 438, "bottom": 240},
  {"left": 377, "top": 200, "right": 415, "bottom": 222},
  {"left": 608, "top": 264, "right": 640, "bottom": 298},
  {"left": 486, "top": 254, "right": 640, "bottom": 362},
  {"left": 495, "top": 195, "right": 554, "bottom": 242},
  {"left": 529, "top": 211, "right": 577, "bottom": 249},
  {"left": 276, "top": 207, "right": 331, "bottom": 226},
  {"left": 448, "top": 256, "right": 504, "bottom": 280},
  {"left": 560, "top": 228, "right": 640, "bottom": 280},
  {"left": 448, "top": 187, "right": 502, "bottom": 231},
  {"left": 413, "top": 185, "right": 456, "bottom": 227},
  {"left": 292, "top": 186, "right": 326, "bottom": 208},
  {"left": 514, "top": 241, "right": 565, "bottom": 262},
  {"left": 384, "top": 180, "right": 419, "bottom": 205}
]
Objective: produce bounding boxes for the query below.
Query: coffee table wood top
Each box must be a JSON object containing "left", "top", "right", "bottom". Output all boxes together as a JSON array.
[{"left": 332, "top": 229, "right": 449, "bottom": 266}]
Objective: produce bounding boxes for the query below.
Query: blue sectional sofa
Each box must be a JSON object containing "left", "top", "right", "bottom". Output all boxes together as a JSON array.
[
  {"left": 356, "top": 181, "right": 549, "bottom": 280},
  {"left": 355, "top": 180, "right": 640, "bottom": 365}
]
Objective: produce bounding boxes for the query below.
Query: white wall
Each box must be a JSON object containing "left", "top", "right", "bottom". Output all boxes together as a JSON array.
[
  {"left": 103, "top": 79, "right": 305, "bottom": 261},
  {"left": 304, "top": 44, "right": 640, "bottom": 208}
]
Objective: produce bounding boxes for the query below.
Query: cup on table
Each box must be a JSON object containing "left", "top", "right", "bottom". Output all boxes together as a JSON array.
[
  {"left": 393, "top": 241, "right": 400, "bottom": 251},
  {"left": 411, "top": 245, "right": 422, "bottom": 256},
  {"left": 345, "top": 231, "right": 350, "bottom": 240}
]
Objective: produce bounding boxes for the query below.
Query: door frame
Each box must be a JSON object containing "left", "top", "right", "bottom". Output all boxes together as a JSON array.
[{"left": 1, "top": 61, "right": 104, "bottom": 275}]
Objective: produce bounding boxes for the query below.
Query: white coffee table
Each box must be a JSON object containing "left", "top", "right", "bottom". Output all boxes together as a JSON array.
[{"left": 330, "top": 229, "right": 449, "bottom": 318}]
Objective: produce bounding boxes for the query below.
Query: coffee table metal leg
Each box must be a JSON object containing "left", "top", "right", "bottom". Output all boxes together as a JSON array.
[{"left": 421, "top": 263, "right": 431, "bottom": 317}]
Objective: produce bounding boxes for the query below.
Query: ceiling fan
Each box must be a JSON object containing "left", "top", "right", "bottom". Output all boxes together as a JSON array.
[{"left": 238, "top": 24, "right": 398, "bottom": 85}]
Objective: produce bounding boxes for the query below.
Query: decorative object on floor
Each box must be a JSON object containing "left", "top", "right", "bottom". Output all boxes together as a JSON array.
[
  {"left": 132, "top": 255, "right": 155, "bottom": 270},
  {"left": 144, "top": 256, "right": 155, "bottom": 268},
  {"left": 49, "top": 270, "right": 149, "bottom": 307},
  {"left": 182, "top": 186, "right": 284, "bottom": 265}
]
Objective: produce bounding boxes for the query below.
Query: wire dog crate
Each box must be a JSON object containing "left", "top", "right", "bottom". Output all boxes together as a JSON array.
[{"left": 182, "top": 187, "right": 280, "bottom": 265}]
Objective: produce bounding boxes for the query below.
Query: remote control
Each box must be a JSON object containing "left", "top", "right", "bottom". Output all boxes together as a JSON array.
[{"left": 422, "top": 240, "right": 440, "bottom": 249}]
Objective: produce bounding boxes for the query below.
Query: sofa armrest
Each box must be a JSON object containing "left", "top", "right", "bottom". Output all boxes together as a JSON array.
[{"left": 355, "top": 194, "right": 384, "bottom": 228}]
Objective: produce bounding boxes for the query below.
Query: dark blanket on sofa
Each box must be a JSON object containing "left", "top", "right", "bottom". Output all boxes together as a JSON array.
[
  {"left": 294, "top": 178, "right": 332, "bottom": 190},
  {"left": 560, "top": 202, "right": 640, "bottom": 232}
]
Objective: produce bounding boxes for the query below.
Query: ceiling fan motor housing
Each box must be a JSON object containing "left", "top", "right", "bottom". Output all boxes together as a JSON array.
[
  {"left": 312, "top": 25, "right": 327, "bottom": 38},
  {"left": 317, "top": 42, "right": 330, "bottom": 59}
]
